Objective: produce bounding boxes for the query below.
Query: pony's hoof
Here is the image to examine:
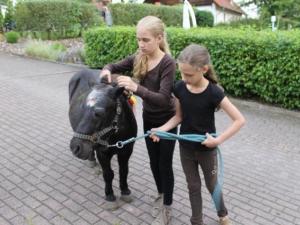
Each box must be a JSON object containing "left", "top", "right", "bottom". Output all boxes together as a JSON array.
[
  {"left": 94, "top": 166, "right": 102, "bottom": 175},
  {"left": 86, "top": 160, "right": 97, "bottom": 168},
  {"left": 105, "top": 194, "right": 116, "bottom": 202},
  {"left": 121, "top": 189, "right": 131, "bottom": 196},
  {"left": 120, "top": 194, "right": 133, "bottom": 203}
]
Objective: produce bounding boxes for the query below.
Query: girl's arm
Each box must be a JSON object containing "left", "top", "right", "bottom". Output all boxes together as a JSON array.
[
  {"left": 150, "top": 98, "right": 182, "bottom": 142},
  {"left": 100, "top": 55, "right": 135, "bottom": 83},
  {"left": 202, "top": 97, "right": 246, "bottom": 148}
]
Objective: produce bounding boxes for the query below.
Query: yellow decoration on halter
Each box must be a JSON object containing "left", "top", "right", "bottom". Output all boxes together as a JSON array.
[{"left": 128, "top": 95, "right": 137, "bottom": 106}]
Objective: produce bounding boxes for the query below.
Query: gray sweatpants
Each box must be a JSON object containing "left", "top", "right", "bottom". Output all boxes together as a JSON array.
[{"left": 180, "top": 145, "right": 228, "bottom": 225}]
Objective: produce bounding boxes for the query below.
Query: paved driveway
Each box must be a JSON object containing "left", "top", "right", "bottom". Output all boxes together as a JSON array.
[{"left": 0, "top": 52, "right": 300, "bottom": 225}]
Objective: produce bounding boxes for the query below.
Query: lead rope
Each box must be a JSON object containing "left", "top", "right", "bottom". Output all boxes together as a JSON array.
[{"left": 112, "top": 130, "right": 224, "bottom": 211}]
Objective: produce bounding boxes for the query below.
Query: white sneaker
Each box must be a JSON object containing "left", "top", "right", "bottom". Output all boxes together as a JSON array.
[
  {"left": 219, "top": 216, "right": 233, "bottom": 225},
  {"left": 151, "top": 205, "right": 172, "bottom": 225},
  {"left": 151, "top": 194, "right": 163, "bottom": 217}
]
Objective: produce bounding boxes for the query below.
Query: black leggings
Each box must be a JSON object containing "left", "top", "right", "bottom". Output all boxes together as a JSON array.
[{"left": 143, "top": 119, "right": 177, "bottom": 206}]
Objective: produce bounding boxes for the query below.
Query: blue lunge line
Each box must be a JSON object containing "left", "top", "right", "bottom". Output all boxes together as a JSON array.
[{"left": 113, "top": 131, "right": 223, "bottom": 211}]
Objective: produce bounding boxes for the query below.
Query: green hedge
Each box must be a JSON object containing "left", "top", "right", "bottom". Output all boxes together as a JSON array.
[
  {"left": 109, "top": 3, "right": 213, "bottom": 27},
  {"left": 84, "top": 27, "right": 137, "bottom": 68},
  {"left": 0, "top": 10, "right": 3, "bottom": 32},
  {"left": 84, "top": 27, "right": 300, "bottom": 109},
  {"left": 195, "top": 10, "right": 213, "bottom": 27},
  {"left": 15, "top": 0, "right": 102, "bottom": 39}
]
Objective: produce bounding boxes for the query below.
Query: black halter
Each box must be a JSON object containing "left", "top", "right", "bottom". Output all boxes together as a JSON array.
[{"left": 72, "top": 99, "right": 122, "bottom": 148}]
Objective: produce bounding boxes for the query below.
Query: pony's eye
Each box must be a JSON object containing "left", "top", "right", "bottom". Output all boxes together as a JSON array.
[{"left": 94, "top": 107, "right": 105, "bottom": 117}]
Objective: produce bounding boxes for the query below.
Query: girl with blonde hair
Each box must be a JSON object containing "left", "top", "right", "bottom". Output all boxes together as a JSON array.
[{"left": 100, "top": 16, "right": 176, "bottom": 225}]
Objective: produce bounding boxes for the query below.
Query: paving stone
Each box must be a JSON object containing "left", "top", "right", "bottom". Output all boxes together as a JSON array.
[
  {"left": 31, "top": 215, "right": 52, "bottom": 225},
  {"left": 50, "top": 216, "right": 72, "bottom": 225},
  {"left": 78, "top": 209, "right": 99, "bottom": 224},
  {"left": 0, "top": 217, "right": 11, "bottom": 225},
  {"left": 58, "top": 208, "right": 80, "bottom": 223},
  {"left": 0, "top": 205, "right": 18, "bottom": 220}
]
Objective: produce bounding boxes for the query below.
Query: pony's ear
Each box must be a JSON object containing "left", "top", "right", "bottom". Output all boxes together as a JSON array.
[
  {"left": 110, "top": 86, "right": 125, "bottom": 99},
  {"left": 100, "top": 75, "right": 109, "bottom": 83},
  {"left": 69, "top": 69, "right": 99, "bottom": 103}
]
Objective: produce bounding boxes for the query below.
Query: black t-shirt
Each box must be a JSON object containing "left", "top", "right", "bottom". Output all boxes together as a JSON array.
[{"left": 173, "top": 80, "right": 225, "bottom": 151}]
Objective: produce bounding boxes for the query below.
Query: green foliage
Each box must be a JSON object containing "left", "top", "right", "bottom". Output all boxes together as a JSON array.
[
  {"left": 195, "top": 10, "right": 213, "bottom": 27},
  {"left": 15, "top": 0, "right": 103, "bottom": 39},
  {"left": 216, "top": 18, "right": 269, "bottom": 30},
  {"left": 78, "top": 2, "right": 103, "bottom": 32},
  {"left": 0, "top": 0, "right": 8, "bottom": 4},
  {"left": 5, "top": 30, "right": 19, "bottom": 43},
  {"left": 51, "top": 42, "right": 66, "bottom": 51},
  {"left": 241, "top": 0, "right": 300, "bottom": 29},
  {"left": 25, "top": 39, "right": 66, "bottom": 61},
  {"left": 75, "top": 0, "right": 92, "bottom": 3},
  {"left": 0, "top": 9, "right": 3, "bottom": 32},
  {"left": 109, "top": 3, "right": 182, "bottom": 26},
  {"left": 216, "top": 17, "right": 299, "bottom": 31},
  {"left": 84, "top": 27, "right": 300, "bottom": 109},
  {"left": 84, "top": 26, "right": 137, "bottom": 68},
  {"left": 109, "top": 3, "right": 213, "bottom": 27},
  {"left": 109, "top": 3, "right": 214, "bottom": 27},
  {"left": 4, "top": 0, "right": 14, "bottom": 28},
  {"left": 20, "top": 30, "right": 82, "bottom": 40}
]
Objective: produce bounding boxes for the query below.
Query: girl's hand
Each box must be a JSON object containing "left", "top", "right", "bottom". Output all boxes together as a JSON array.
[
  {"left": 117, "top": 76, "right": 138, "bottom": 92},
  {"left": 100, "top": 69, "right": 112, "bottom": 83},
  {"left": 201, "top": 133, "right": 220, "bottom": 148},
  {"left": 150, "top": 128, "right": 161, "bottom": 142}
]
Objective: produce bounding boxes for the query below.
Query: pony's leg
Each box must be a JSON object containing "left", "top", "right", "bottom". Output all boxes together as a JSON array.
[
  {"left": 117, "top": 144, "right": 133, "bottom": 202},
  {"left": 97, "top": 152, "right": 116, "bottom": 201}
]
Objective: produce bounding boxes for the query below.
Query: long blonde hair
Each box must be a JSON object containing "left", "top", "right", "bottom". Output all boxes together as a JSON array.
[
  {"left": 177, "top": 44, "right": 219, "bottom": 84},
  {"left": 133, "top": 16, "right": 170, "bottom": 80}
]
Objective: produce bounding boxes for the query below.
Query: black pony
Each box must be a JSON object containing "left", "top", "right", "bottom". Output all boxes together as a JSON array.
[{"left": 69, "top": 69, "right": 137, "bottom": 207}]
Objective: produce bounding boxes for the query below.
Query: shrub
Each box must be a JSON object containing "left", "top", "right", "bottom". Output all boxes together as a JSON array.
[
  {"left": 109, "top": 3, "right": 182, "bottom": 26},
  {"left": 20, "top": 29, "right": 83, "bottom": 40},
  {"left": 0, "top": 10, "right": 3, "bottom": 32},
  {"left": 84, "top": 26, "right": 137, "bottom": 68},
  {"left": 84, "top": 27, "right": 300, "bottom": 109},
  {"left": 15, "top": 0, "right": 103, "bottom": 39},
  {"left": 5, "top": 31, "right": 20, "bottom": 43},
  {"left": 109, "top": 3, "right": 213, "bottom": 27},
  {"left": 3, "top": 0, "right": 15, "bottom": 30},
  {"left": 195, "top": 10, "right": 213, "bottom": 27}
]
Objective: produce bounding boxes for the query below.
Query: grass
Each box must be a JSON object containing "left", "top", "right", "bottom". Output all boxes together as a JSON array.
[{"left": 25, "top": 39, "right": 66, "bottom": 61}]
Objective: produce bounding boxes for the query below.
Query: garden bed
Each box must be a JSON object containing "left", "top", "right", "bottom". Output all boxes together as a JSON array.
[{"left": 0, "top": 35, "right": 85, "bottom": 65}]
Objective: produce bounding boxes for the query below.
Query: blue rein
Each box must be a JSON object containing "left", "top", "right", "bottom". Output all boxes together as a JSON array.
[{"left": 112, "top": 130, "right": 223, "bottom": 212}]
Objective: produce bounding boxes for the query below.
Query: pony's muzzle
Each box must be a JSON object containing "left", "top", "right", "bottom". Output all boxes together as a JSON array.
[{"left": 70, "top": 137, "right": 93, "bottom": 160}]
